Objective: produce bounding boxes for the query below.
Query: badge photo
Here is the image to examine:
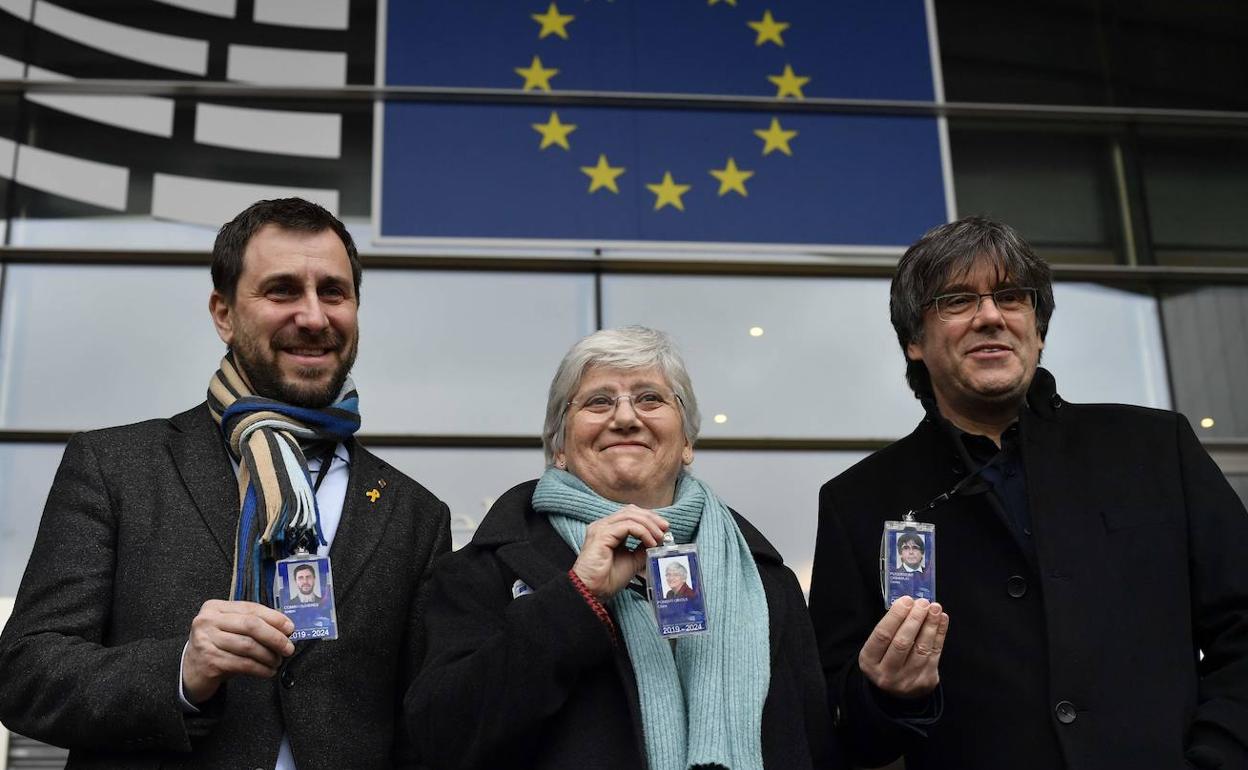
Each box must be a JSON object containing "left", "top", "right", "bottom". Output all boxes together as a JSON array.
[
  {"left": 646, "top": 538, "right": 710, "bottom": 639},
  {"left": 273, "top": 554, "right": 340, "bottom": 641},
  {"left": 879, "top": 520, "right": 936, "bottom": 607}
]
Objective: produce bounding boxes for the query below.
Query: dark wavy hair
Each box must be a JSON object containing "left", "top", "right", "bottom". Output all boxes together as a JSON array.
[{"left": 890, "top": 216, "right": 1055, "bottom": 397}]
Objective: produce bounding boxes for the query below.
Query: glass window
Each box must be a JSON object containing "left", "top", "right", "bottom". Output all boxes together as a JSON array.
[
  {"left": 950, "top": 127, "right": 1122, "bottom": 262},
  {"left": 1105, "top": 5, "right": 1248, "bottom": 111},
  {"left": 936, "top": 1, "right": 1107, "bottom": 106},
  {"left": 694, "top": 449, "right": 868, "bottom": 595},
  {"left": 371, "top": 447, "right": 546, "bottom": 551},
  {"left": 1140, "top": 131, "right": 1248, "bottom": 260},
  {"left": 0, "top": 265, "right": 223, "bottom": 431},
  {"left": 0, "top": 266, "right": 595, "bottom": 436},
  {"left": 353, "top": 272, "right": 595, "bottom": 435},
  {"left": 1159, "top": 285, "right": 1248, "bottom": 439},
  {"left": 1044, "top": 282, "right": 1170, "bottom": 409},
  {"left": 601, "top": 276, "right": 1169, "bottom": 440},
  {"left": 603, "top": 274, "right": 926, "bottom": 440}
]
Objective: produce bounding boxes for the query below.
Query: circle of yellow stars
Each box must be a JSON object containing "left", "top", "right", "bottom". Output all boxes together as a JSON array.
[{"left": 519, "top": 3, "right": 809, "bottom": 213}]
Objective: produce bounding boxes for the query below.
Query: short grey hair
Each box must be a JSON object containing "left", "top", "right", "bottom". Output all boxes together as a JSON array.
[
  {"left": 541, "top": 326, "right": 701, "bottom": 465},
  {"left": 890, "top": 216, "right": 1055, "bottom": 397},
  {"left": 665, "top": 561, "right": 688, "bottom": 578}
]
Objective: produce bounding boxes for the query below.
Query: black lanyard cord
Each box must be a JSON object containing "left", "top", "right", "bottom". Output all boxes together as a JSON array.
[
  {"left": 906, "top": 450, "right": 1005, "bottom": 520},
  {"left": 311, "top": 446, "right": 336, "bottom": 494}
]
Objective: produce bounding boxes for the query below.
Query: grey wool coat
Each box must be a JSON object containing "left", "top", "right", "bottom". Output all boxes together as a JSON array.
[{"left": 0, "top": 404, "right": 450, "bottom": 770}]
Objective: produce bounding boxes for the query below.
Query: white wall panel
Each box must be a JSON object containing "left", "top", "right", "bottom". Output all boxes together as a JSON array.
[
  {"left": 226, "top": 44, "right": 346, "bottom": 86},
  {"left": 33, "top": 1, "right": 209, "bottom": 76}
]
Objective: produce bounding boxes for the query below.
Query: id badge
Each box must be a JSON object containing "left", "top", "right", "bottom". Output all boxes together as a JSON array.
[
  {"left": 273, "top": 553, "right": 339, "bottom": 641},
  {"left": 880, "top": 519, "right": 936, "bottom": 607},
  {"left": 645, "top": 533, "right": 710, "bottom": 639}
]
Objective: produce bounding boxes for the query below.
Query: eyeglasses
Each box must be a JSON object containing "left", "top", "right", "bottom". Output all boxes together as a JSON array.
[
  {"left": 567, "top": 390, "right": 682, "bottom": 419},
  {"left": 928, "top": 287, "right": 1037, "bottom": 322}
]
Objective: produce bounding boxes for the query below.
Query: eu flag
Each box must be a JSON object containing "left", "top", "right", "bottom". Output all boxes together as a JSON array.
[{"left": 379, "top": 0, "right": 949, "bottom": 247}]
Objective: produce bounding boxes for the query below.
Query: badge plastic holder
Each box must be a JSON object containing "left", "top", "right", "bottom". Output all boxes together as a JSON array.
[
  {"left": 879, "top": 517, "right": 936, "bottom": 607},
  {"left": 273, "top": 551, "right": 339, "bottom": 641},
  {"left": 646, "top": 533, "right": 710, "bottom": 639}
]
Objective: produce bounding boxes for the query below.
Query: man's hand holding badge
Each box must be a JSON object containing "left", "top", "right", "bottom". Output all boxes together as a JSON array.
[
  {"left": 182, "top": 600, "right": 296, "bottom": 704},
  {"left": 858, "top": 596, "right": 949, "bottom": 698}
]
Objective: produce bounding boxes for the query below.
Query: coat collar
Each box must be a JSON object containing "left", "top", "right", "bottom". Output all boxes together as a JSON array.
[
  {"left": 169, "top": 403, "right": 238, "bottom": 564},
  {"left": 327, "top": 444, "right": 401, "bottom": 603}
]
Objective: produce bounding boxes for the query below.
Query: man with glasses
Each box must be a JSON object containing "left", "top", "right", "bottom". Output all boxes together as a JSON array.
[{"left": 809, "top": 216, "right": 1248, "bottom": 769}]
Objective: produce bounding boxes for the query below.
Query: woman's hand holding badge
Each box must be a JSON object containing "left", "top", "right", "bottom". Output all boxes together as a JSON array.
[
  {"left": 858, "top": 596, "right": 950, "bottom": 698},
  {"left": 571, "top": 505, "right": 669, "bottom": 601}
]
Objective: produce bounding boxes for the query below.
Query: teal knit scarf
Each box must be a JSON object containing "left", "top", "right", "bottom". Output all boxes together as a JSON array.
[{"left": 532, "top": 468, "right": 769, "bottom": 770}]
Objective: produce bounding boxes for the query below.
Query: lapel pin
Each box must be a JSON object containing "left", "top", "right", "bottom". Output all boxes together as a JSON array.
[
  {"left": 378, "top": 479, "right": 387, "bottom": 488},
  {"left": 366, "top": 488, "right": 381, "bottom": 503}
]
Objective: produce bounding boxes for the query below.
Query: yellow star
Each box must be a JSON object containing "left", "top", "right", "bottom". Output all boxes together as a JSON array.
[
  {"left": 531, "top": 111, "right": 577, "bottom": 150},
  {"left": 531, "top": 3, "right": 574, "bottom": 40},
  {"left": 580, "top": 154, "right": 626, "bottom": 194},
  {"left": 646, "top": 172, "right": 691, "bottom": 212},
  {"left": 709, "top": 157, "right": 754, "bottom": 197},
  {"left": 768, "top": 64, "right": 810, "bottom": 99},
  {"left": 748, "top": 10, "right": 789, "bottom": 47},
  {"left": 515, "top": 55, "right": 559, "bottom": 92},
  {"left": 708, "top": 0, "right": 737, "bottom": 5},
  {"left": 753, "top": 117, "right": 798, "bottom": 156}
]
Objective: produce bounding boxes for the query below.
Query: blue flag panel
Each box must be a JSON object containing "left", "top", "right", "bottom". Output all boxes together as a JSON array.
[{"left": 379, "top": 0, "right": 948, "bottom": 247}]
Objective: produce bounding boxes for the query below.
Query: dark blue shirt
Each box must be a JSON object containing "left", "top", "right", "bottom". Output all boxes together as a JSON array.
[{"left": 958, "top": 422, "right": 1033, "bottom": 543}]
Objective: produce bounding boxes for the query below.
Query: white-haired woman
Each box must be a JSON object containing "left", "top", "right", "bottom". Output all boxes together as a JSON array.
[{"left": 408, "top": 327, "right": 840, "bottom": 770}]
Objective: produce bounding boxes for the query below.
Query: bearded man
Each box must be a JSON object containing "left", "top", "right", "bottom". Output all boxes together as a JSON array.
[{"left": 0, "top": 198, "right": 450, "bottom": 769}]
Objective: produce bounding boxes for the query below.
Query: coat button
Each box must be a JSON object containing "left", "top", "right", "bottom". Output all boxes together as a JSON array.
[
  {"left": 1050, "top": 394, "right": 1063, "bottom": 409},
  {"left": 1054, "top": 700, "right": 1076, "bottom": 724},
  {"left": 1007, "top": 575, "right": 1027, "bottom": 598},
  {"left": 280, "top": 669, "right": 295, "bottom": 689}
]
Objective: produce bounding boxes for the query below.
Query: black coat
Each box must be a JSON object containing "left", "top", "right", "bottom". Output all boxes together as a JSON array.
[
  {"left": 808, "top": 370, "right": 1248, "bottom": 770},
  {"left": 408, "top": 479, "right": 843, "bottom": 770},
  {"left": 0, "top": 405, "right": 451, "bottom": 769}
]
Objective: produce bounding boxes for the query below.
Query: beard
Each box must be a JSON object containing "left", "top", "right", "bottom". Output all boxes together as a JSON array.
[{"left": 233, "top": 327, "right": 358, "bottom": 408}]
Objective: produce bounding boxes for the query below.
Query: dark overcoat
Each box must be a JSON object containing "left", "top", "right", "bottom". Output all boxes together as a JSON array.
[
  {"left": 808, "top": 369, "right": 1248, "bottom": 770},
  {"left": 407, "top": 479, "right": 843, "bottom": 770},
  {"left": 0, "top": 404, "right": 451, "bottom": 769}
]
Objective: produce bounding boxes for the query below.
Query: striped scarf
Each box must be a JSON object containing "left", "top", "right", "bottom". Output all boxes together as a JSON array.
[
  {"left": 533, "top": 468, "right": 770, "bottom": 770},
  {"left": 207, "top": 353, "right": 361, "bottom": 603}
]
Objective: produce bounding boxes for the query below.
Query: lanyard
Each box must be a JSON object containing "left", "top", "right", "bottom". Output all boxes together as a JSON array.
[
  {"left": 905, "top": 449, "right": 1005, "bottom": 522},
  {"left": 312, "top": 446, "right": 337, "bottom": 494}
]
